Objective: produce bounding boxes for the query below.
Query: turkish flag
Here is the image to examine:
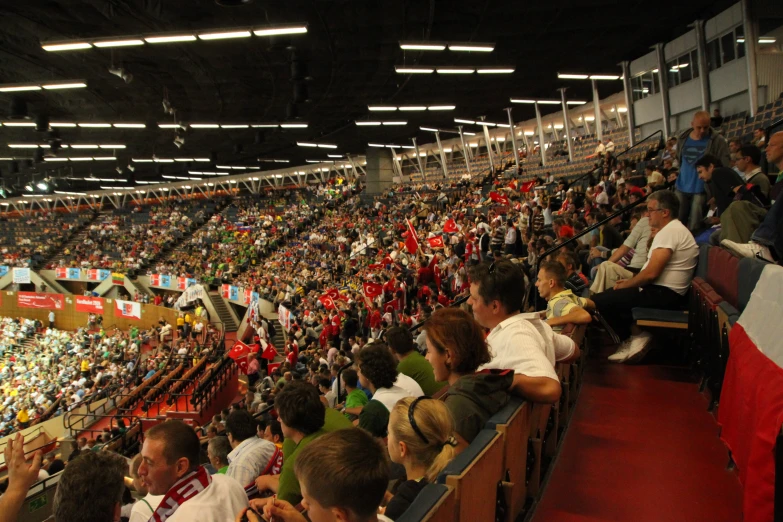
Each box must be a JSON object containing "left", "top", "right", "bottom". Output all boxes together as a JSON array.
[
  {"left": 325, "top": 288, "right": 339, "bottom": 299},
  {"left": 150, "top": 274, "right": 160, "bottom": 286},
  {"left": 507, "top": 180, "right": 518, "bottom": 190},
  {"left": 267, "top": 362, "right": 281, "bottom": 375},
  {"left": 368, "top": 263, "right": 383, "bottom": 269},
  {"left": 520, "top": 180, "right": 536, "bottom": 193},
  {"left": 319, "top": 295, "right": 336, "bottom": 310},
  {"left": 363, "top": 282, "right": 383, "bottom": 298},
  {"left": 335, "top": 292, "right": 350, "bottom": 303},
  {"left": 489, "top": 191, "right": 510, "bottom": 205},
  {"left": 221, "top": 284, "right": 230, "bottom": 299},
  {"left": 261, "top": 343, "right": 278, "bottom": 361},
  {"left": 427, "top": 236, "right": 445, "bottom": 249},
  {"left": 228, "top": 341, "right": 251, "bottom": 373},
  {"left": 404, "top": 218, "right": 419, "bottom": 254},
  {"left": 443, "top": 219, "right": 458, "bottom": 234}
]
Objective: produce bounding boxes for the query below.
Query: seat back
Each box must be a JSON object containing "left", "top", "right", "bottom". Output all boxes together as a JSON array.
[
  {"left": 707, "top": 248, "right": 740, "bottom": 308},
  {"left": 485, "top": 398, "right": 530, "bottom": 520},
  {"left": 437, "top": 430, "right": 504, "bottom": 522},
  {"left": 737, "top": 257, "right": 767, "bottom": 312},
  {"left": 396, "top": 484, "right": 456, "bottom": 522},
  {"left": 696, "top": 244, "right": 711, "bottom": 280}
]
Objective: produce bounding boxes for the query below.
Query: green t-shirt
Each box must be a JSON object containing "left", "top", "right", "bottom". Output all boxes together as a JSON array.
[
  {"left": 345, "top": 388, "right": 369, "bottom": 409},
  {"left": 278, "top": 409, "right": 353, "bottom": 504},
  {"left": 397, "top": 352, "right": 445, "bottom": 397},
  {"left": 358, "top": 400, "right": 390, "bottom": 438}
]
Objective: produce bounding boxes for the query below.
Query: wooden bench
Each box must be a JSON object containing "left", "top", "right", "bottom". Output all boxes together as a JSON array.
[
  {"left": 526, "top": 403, "right": 552, "bottom": 499},
  {"left": 395, "top": 484, "right": 456, "bottom": 522},
  {"left": 485, "top": 399, "right": 530, "bottom": 521}
]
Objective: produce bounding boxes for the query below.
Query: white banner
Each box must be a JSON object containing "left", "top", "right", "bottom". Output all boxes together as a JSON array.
[
  {"left": 174, "top": 284, "right": 206, "bottom": 310},
  {"left": 12, "top": 268, "right": 31, "bottom": 284},
  {"left": 114, "top": 299, "right": 141, "bottom": 320},
  {"left": 278, "top": 304, "right": 294, "bottom": 331}
]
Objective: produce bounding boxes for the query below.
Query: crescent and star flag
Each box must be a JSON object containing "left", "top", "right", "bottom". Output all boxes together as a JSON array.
[
  {"left": 363, "top": 282, "right": 383, "bottom": 299},
  {"left": 261, "top": 343, "right": 278, "bottom": 361},
  {"left": 404, "top": 218, "right": 420, "bottom": 254},
  {"left": 443, "top": 219, "right": 458, "bottom": 234},
  {"left": 318, "top": 295, "right": 337, "bottom": 310},
  {"left": 427, "top": 236, "right": 445, "bottom": 249},
  {"left": 520, "top": 180, "right": 537, "bottom": 193},
  {"left": 489, "top": 191, "right": 510, "bottom": 205}
]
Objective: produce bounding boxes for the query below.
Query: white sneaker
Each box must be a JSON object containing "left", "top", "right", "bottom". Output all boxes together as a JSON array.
[
  {"left": 608, "top": 339, "right": 633, "bottom": 362},
  {"left": 623, "top": 331, "right": 654, "bottom": 363},
  {"left": 721, "top": 240, "right": 774, "bottom": 263}
]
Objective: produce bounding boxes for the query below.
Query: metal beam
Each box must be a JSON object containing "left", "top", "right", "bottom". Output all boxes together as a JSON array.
[
  {"left": 558, "top": 89, "right": 574, "bottom": 162},
  {"left": 592, "top": 79, "right": 603, "bottom": 141},
  {"left": 741, "top": 0, "right": 759, "bottom": 116},
  {"left": 534, "top": 102, "right": 547, "bottom": 167},
  {"left": 620, "top": 60, "right": 637, "bottom": 146},
  {"left": 653, "top": 43, "right": 672, "bottom": 138},
  {"left": 692, "top": 20, "right": 711, "bottom": 111}
]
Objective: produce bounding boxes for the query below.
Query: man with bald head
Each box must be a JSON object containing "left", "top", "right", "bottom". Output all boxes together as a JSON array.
[{"left": 675, "top": 110, "right": 731, "bottom": 231}]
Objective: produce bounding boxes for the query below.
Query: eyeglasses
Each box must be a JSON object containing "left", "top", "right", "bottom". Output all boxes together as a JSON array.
[
  {"left": 647, "top": 208, "right": 665, "bottom": 213},
  {"left": 408, "top": 396, "right": 430, "bottom": 444}
]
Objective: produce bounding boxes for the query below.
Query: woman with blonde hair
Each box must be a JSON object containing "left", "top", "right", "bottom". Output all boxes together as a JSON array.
[{"left": 384, "top": 396, "right": 458, "bottom": 519}]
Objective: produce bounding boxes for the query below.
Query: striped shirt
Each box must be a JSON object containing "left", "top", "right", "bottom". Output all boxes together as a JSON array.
[{"left": 226, "top": 437, "right": 278, "bottom": 490}]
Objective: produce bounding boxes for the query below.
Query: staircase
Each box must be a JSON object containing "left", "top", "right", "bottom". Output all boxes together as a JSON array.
[
  {"left": 208, "top": 291, "right": 239, "bottom": 332},
  {"left": 269, "top": 318, "right": 285, "bottom": 347}
]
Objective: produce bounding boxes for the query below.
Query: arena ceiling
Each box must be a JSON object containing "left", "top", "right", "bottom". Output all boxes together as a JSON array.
[{"left": 0, "top": 0, "right": 744, "bottom": 194}]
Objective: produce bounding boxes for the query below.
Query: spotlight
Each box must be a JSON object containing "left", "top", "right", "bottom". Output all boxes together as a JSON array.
[
  {"left": 25, "top": 182, "right": 33, "bottom": 192},
  {"left": 174, "top": 135, "right": 185, "bottom": 148},
  {"left": 108, "top": 66, "right": 133, "bottom": 84},
  {"left": 127, "top": 164, "right": 136, "bottom": 172},
  {"left": 37, "top": 181, "right": 48, "bottom": 191}
]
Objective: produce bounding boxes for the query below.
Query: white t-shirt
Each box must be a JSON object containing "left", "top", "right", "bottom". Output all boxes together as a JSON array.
[
  {"left": 394, "top": 373, "right": 425, "bottom": 398},
  {"left": 642, "top": 219, "right": 698, "bottom": 295},
  {"left": 166, "top": 474, "right": 248, "bottom": 522},
  {"left": 129, "top": 494, "right": 165, "bottom": 522},
  {"left": 372, "top": 382, "right": 423, "bottom": 413}
]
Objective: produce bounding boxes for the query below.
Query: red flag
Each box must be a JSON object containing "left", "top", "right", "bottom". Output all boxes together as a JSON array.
[
  {"left": 267, "top": 362, "right": 281, "bottom": 375},
  {"left": 489, "top": 191, "right": 510, "bottom": 205},
  {"left": 221, "top": 284, "right": 230, "bottom": 299},
  {"left": 261, "top": 343, "right": 278, "bottom": 361},
  {"left": 404, "top": 218, "right": 419, "bottom": 254},
  {"left": 520, "top": 180, "right": 536, "bottom": 193},
  {"left": 325, "top": 289, "right": 339, "bottom": 299},
  {"left": 363, "top": 282, "right": 383, "bottom": 298},
  {"left": 228, "top": 341, "right": 251, "bottom": 373},
  {"left": 368, "top": 263, "right": 383, "bottom": 269},
  {"left": 443, "top": 219, "right": 458, "bottom": 234},
  {"left": 55, "top": 267, "right": 67, "bottom": 279},
  {"left": 507, "top": 180, "right": 518, "bottom": 190},
  {"left": 427, "top": 236, "right": 445, "bottom": 249},
  {"left": 319, "top": 295, "right": 336, "bottom": 310},
  {"left": 335, "top": 292, "right": 350, "bottom": 303}
]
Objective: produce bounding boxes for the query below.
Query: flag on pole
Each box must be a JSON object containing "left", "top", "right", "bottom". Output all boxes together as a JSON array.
[
  {"left": 520, "top": 180, "right": 536, "bottom": 193},
  {"left": 427, "top": 236, "right": 445, "bottom": 249},
  {"left": 443, "top": 219, "right": 458, "bottom": 234},
  {"left": 489, "top": 191, "right": 510, "bottom": 205},
  {"left": 318, "top": 295, "right": 337, "bottom": 310},
  {"left": 404, "top": 218, "right": 419, "bottom": 254},
  {"left": 363, "top": 282, "right": 383, "bottom": 299}
]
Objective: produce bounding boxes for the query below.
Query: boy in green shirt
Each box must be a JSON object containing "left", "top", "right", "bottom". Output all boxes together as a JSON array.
[
  {"left": 386, "top": 326, "right": 445, "bottom": 396},
  {"left": 341, "top": 368, "right": 368, "bottom": 418}
]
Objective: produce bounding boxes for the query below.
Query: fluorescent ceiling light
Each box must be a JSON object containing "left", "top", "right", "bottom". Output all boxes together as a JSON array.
[
  {"left": 306, "top": 159, "right": 323, "bottom": 163},
  {"left": 382, "top": 121, "right": 407, "bottom": 125},
  {"left": 190, "top": 123, "right": 220, "bottom": 128},
  {"left": 368, "top": 106, "right": 397, "bottom": 111},
  {"left": 253, "top": 25, "right": 308, "bottom": 37},
  {"left": 428, "top": 105, "right": 456, "bottom": 111},
  {"left": 395, "top": 67, "right": 434, "bottom": 74},
  {"left": 368, "top": 143, "right": 385, "bottom": 148},
  {"left": 297, "top": 142, "right": 317, "bottom": 147},
  {"left": 175, "top": 158, "right": 194, "bottom": 162},
  {"left": 538, "top": 100, "right": 561, "bottom": 105},
  {"left": 194, "top": 158, "right": 210, "bottom": 162},
  {"left": 496, "top": 123, "right": 510, "bottom": 128},
  {"left": 221, "top": 124, "right": 249, "bottom": 128},
  {"left": 420, "top": 127, "right": 438, "bottom": 132},
  {"left": 476, "top": 122, "right": 496, "bottom": 127},
  {"left": 41, "top": 82, "right": 87, "bottom": 90},
  {"left": 510, "top": 99, "right": 536, "bottom": 104},
  {"left": 7, "top": 144, "right": 39, "bottom": 148},
  {"left": 50, "top": 122, "right": 76, "bottom": 127},
  {"left": 113, "top": 123, "right": 146, "bottom": 128},
  {"left": 584, "top": 116, "right": 595, "bottom": 121},
  {"left": 70, "top": 157, "right": 93, "bottom": 161},
  {"left": 567, "top": 101, "right": 587, "bottom": 105},
  {"left": 618, "top": 107, "right": 628, "bottom": 113},
  {"left": 399, "top": 42, "right": 446, "bottom": 51},
  {"left": 317, "top": 144, "right": 337, "bottom": 149},
  {"left": 759, "top": 37, "right": 776, "bottom": 44},
  {"left": 79, "top": 123, "right": 111, "bottom": 128},
  {"left": 398, "top": 106, "right": 426, "bottom": 111},
  {"left": 558, "top": 73, "right": 589, "bottom": 79},
  {"left": 356, "top": 121, "right": 382, "bottom": 126},
  {"left": 590, "top": 74, "right": 620, "bottom": 80},
  {"left": 145, "top": 34, "right": 197, "bottom": 44},
  {"left": 158, "top": 123, "right": 182, "bottom": 129},
  {"left": 132, "top": 158, "right": 154, "bottom": 163},
  {"left": 42, "top": 42, "right": 92, "bottom": 52},
  {"left": 93, "top": 39, "right": 145, "bottom": 48},
  {"left": 252, "top": 124, "right": 279, "bottom": 128},
  {"left": 273, "top": 159, "right": 290, "bottom": 163},
  {"left": 463, "top": 131, "right": 476, "bottom": 136},
  {"left": 44, "top": 157, "right": 68, "bottom": 162},
  {"left": 154, "top": 158, "right": 174, "bottom": 163},
  {"left": 436, "top": 68, "right": 475, "bottom": 74},
  {"left": 93, "top": 156, "right": 116, "bottom": 161},
  {"left": 198, "top": 31, "right": 251, "bottom": 40},
  {"left": 2, "top": 122, "right": 35, "bottom": 127},
  {"left": 476, "top": 68, "right": 514, "bottom": 74},
  {"left": 524, "top": 131, "right": 535, "bottom": 136},
  {"left": 100, "top": 144, "right": 126, "bottom": 149},
  {"left": 71, "top": 144, "right": 99, "bottom": 149},
  {"left": 454, "top": 118, "right": 475, "bottom": 124},
  {"left": 280, "top": 123, "right": 308, "bottom": 128},
  {"left": 327, "top": 154, "right": 343, "bottom": 158},
  {"left": 0, "top": 85, "right": 41, "bottom": 92},
  {"left": 448, "top": 43, "right": 494, "bottom": 52}
]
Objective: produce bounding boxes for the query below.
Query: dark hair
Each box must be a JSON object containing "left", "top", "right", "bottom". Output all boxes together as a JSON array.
[
  {"left": 739, "top": 144, "right": 762, "bottom": 166},
  {"left": 423, "top": 308, "right": 491, "bottom": 374},
  {"left": 145, "top": 420, "right": 201, "bottom": 471},
  {"left": 207, "top": 436, "right": 232, "bottom": 467},
  {"left": 342, "top": 368, "right": 359, "bottom": 388},
  {"left": 48, "top": 459, "right": 65, "bottom": 475},
  {"left": 540, "top": 260, "right": 567, "bottom": 287},
  {"left": 356, "top": 343, "right": 398, "bottom": 390},
  {"left": 385, "top": 326, "right": 414, "bottom": 355},
  {"left": 694, "top": 154, "right": 722, "bottom": 169},
  {"left": 467, "top": 260, "right": 525, "bottom": 315},
  {"left": 556, "top": 251, "right": 579, "bottom": 272},
  {"left": 53, "top": 451, "right": 127, "bottom": 522},
  {"left": 267, "top": 418, "right": 284, "bottom": 442},
  {"left": 318, "top": 377, "right": 331, "bottom": 389},
  {"left": 274, "top": 381, "right": 325, "bottom": 436},
  {"left": 225, "top": 409, "right": 257, "bottom": 443},
  {"left": 648, "top": 189, "right": 680, "bottom": 218},
  {"left": 295, "top": 429, "right": 389, "bottom": 520}
]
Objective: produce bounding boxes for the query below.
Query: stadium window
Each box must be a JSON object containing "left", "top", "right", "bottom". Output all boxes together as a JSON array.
[
  {"left": 667, "top": 59, "right": 679, "bottom": 87},
  {"left": 721, "top": 32, "right": 736, "bottom": 65},
  {"left": 690, "top": 50, "right": 699, "bottom": 79},
  {"left": 707, "top": 37, "right": 721, "bottom": 71},
  {"left": 678, "top": 54, "right": 692, "bottom": 83},
  {"left": 735, "top": 26, "right": 745, "bottom": 58},
  {"left": 651, "top": 70, "right": 660, "bottom": 95}
]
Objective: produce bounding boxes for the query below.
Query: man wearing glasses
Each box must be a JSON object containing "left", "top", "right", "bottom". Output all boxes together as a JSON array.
[{"left": 592, "top": 190, "right": 698, "bottom": 363}]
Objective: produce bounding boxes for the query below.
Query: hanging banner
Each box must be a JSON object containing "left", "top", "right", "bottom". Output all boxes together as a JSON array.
[
  {"left": 18, "top": 292, "right": 64, "bottom": 310},
  {"left": 12, "top": 268, "right": 31, "bottom": 284},
  {"left": 229, "top": 285, "right": 240, "bottom": 302},
  {"left": 278, "top": 304, "right": 294, "bottom": 331},
  {"left": 86, "top": 269, "right": 110, "bottom": 281},
  {"left": 243, "top": 288, "right": 252, "bottom": 305},
  {"left": 221, "top": 284, "right": 230, "bottom": 299},
  {"left": 0, "top": 266, "right": 8, "bottom": 277},
  {"left": 114, "top": 299, "right": 141, "bottom": 320},
  {"left": 111, "top": 272, "right": 125, "bottom": 285},
  {"left": 75, "top": 296, "right": 105, "bottom": 314},
  {"left": 174, "top": 284, "right": 206, "bottom": 310},
  {"left": 55, "top": 268, "right": 82, "bottom": 280},
  {"left": 177, "top": 277, "right": 187, "bottom": 291}
]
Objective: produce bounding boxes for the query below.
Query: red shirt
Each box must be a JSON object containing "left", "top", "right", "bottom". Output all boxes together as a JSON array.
[
  {"left": 417, "top": 266, "right": 434, "bottom": 285},
  {"left": 369, "top": 310, "right": 382, "bottom": 329}
]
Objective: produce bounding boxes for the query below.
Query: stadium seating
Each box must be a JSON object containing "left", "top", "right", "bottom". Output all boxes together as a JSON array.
[{"left": 396, "top": 484, "right": 457, "bottom": 522}]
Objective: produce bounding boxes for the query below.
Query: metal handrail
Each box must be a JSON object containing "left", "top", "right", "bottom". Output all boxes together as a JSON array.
[{"left": 65, "top": 413, "right": 143, "bottom": 439}]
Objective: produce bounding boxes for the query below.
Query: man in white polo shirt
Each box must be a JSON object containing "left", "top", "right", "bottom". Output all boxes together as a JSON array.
[
  {"left": 592, "top": 190, "right": 698, "bottom": 363},
  {"left": 468, "top": 260, "right": 578, "bottom": 404}
]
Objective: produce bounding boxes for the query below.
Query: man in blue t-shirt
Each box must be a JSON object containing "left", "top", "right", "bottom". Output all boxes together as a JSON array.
[{"left": 675, "top": 111, "right": 731, "bottom": 232}]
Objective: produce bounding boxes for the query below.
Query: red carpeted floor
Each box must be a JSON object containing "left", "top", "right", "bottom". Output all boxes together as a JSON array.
[{"left": 531, "top": 336, "right": 743, "bottom": 522}]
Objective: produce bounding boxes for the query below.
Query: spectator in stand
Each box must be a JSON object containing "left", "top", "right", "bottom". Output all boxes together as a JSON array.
[
  {"left": 752, "top": 128, "right": 767, "bottom": 149},
  {"left": 645, "top": 165, "right": 665, "bottom": 188},
  {"left": 536, "top": 261, "right": 595, "bottom": 332},
  {"left": 424, "top": 307, "right": 512, "bottom": 448},
  {"left": 384, "top": 397, "right": 457, "bottom": 519},
  {"left": 594, "top": 139, "right": 606, "bottom": 157},
  {"left": 385, "top": 326, "right": 444, "bottom": 396},
  {"left": 694, "top": 155, "right": 745, "bottom": 215},
  {"left": 137, "top": 420, "right": 248, "bottom": 521},
  {"left": 593, "top": 190, "right": 698, "bottom": 363},
  {"left": 247, "top": 429, "right": 394, "bottom": 522},
  {"left": 504, "top": 219, "right": 517, "bottom": 255},
  {"left": 53, "top": 450, "right": 128, "bottom": 522},
  {"left": 675, "top": 110, "right": 730, "bottom": 231},
  {"left": 225, "top": 409, "right": 281, "bottom": 496},
  {"left": 736, "top": 145, "right": 771, "bottom": 199},
  {"left": 557, "top": 251, "right": 589, "bottom": 294},
  {"left": 356, "top": 343, "right": 424, "bottom": 437},
  {"left": 604, "top": 137, "right": 616, "bottom": 154},
  {"left": 207, "top": 436, "right": 231, "bottom": 475},
  {"left": 710, "top": 108, "right": 724, "bottom": 128},
  {"left": 128, "top": 453, "right": 164, "bottom": 522},
  {"left": 590, "top": 207, "right": 651, "bottom": 293},
  {"left": 262, "top": 419, "right": 285, "bottom": 450},
  {"left": 340, "top": 368, "right": 369, "bottom": 415}
]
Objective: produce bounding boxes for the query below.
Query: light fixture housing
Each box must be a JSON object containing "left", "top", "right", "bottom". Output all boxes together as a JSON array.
[
  {"left": 399, "top": 42, "right": 447, "bottom": 51},
  {"left": 447, "top": 43, "right": 495, "bottom": 52},
  {"left": 395, "top": 67, "right": 434, "bottom": 74}
]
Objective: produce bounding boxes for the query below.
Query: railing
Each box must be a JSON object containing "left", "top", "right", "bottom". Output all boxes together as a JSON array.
[
  {"left": 191, "top": 355, "right": 237, "bottom": 413},
  {"left": 63, "top": 397, "right": 116, "bottom": 435},
  {"left": 0, "top": 426, "right": 53, "bottom": 467},
  {"left": 65, "top": 413, "right": 143, "bottom": 440}
]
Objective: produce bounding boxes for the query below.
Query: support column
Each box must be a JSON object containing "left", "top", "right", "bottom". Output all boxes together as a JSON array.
[
  {"left": 434, "top": 131, "right": 449, "bottom": 178},
  {"left": 388, "top": 147, "right": 403, "bottom": 180},
  {"left": 692, "top": 20, "right": 711, "bottom": 111},
  {"left": 412, "top": 138, "right": 426, "bottom": 179},
  {"left": 558, "top": 89, "right": 574, "bottom": 162},
  {"left": 520, "top": 129, "right": 530, "bottom": 153},
  {"left": 504, "top": 108, "right": 521, "bottom": 173},
  {"left": 654, "top": 43, "right": 672, "bottom": 139},
  {"left": 620, "top": 60, "right": 636, "bottom": 146},
  {"left": 534, "top": 102, "right": 547, "bottom": 167},
  {"left": 613, "top": 104, "right": 623, "bottom": 128},
  {"left": 481, "top": 121, "right": 496, "bottom": 169},
  {"left": 458, "top": 126, "right": 472, "bottom": 176},
  {"left": 364, "top": 147, "right": 395, "bottom": 195},
  {"left": 591, "top": 79, "right": 603, "bottom": 141},
  {"left": 742, "top": 0, "right": 759, "bottom": 116}
]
